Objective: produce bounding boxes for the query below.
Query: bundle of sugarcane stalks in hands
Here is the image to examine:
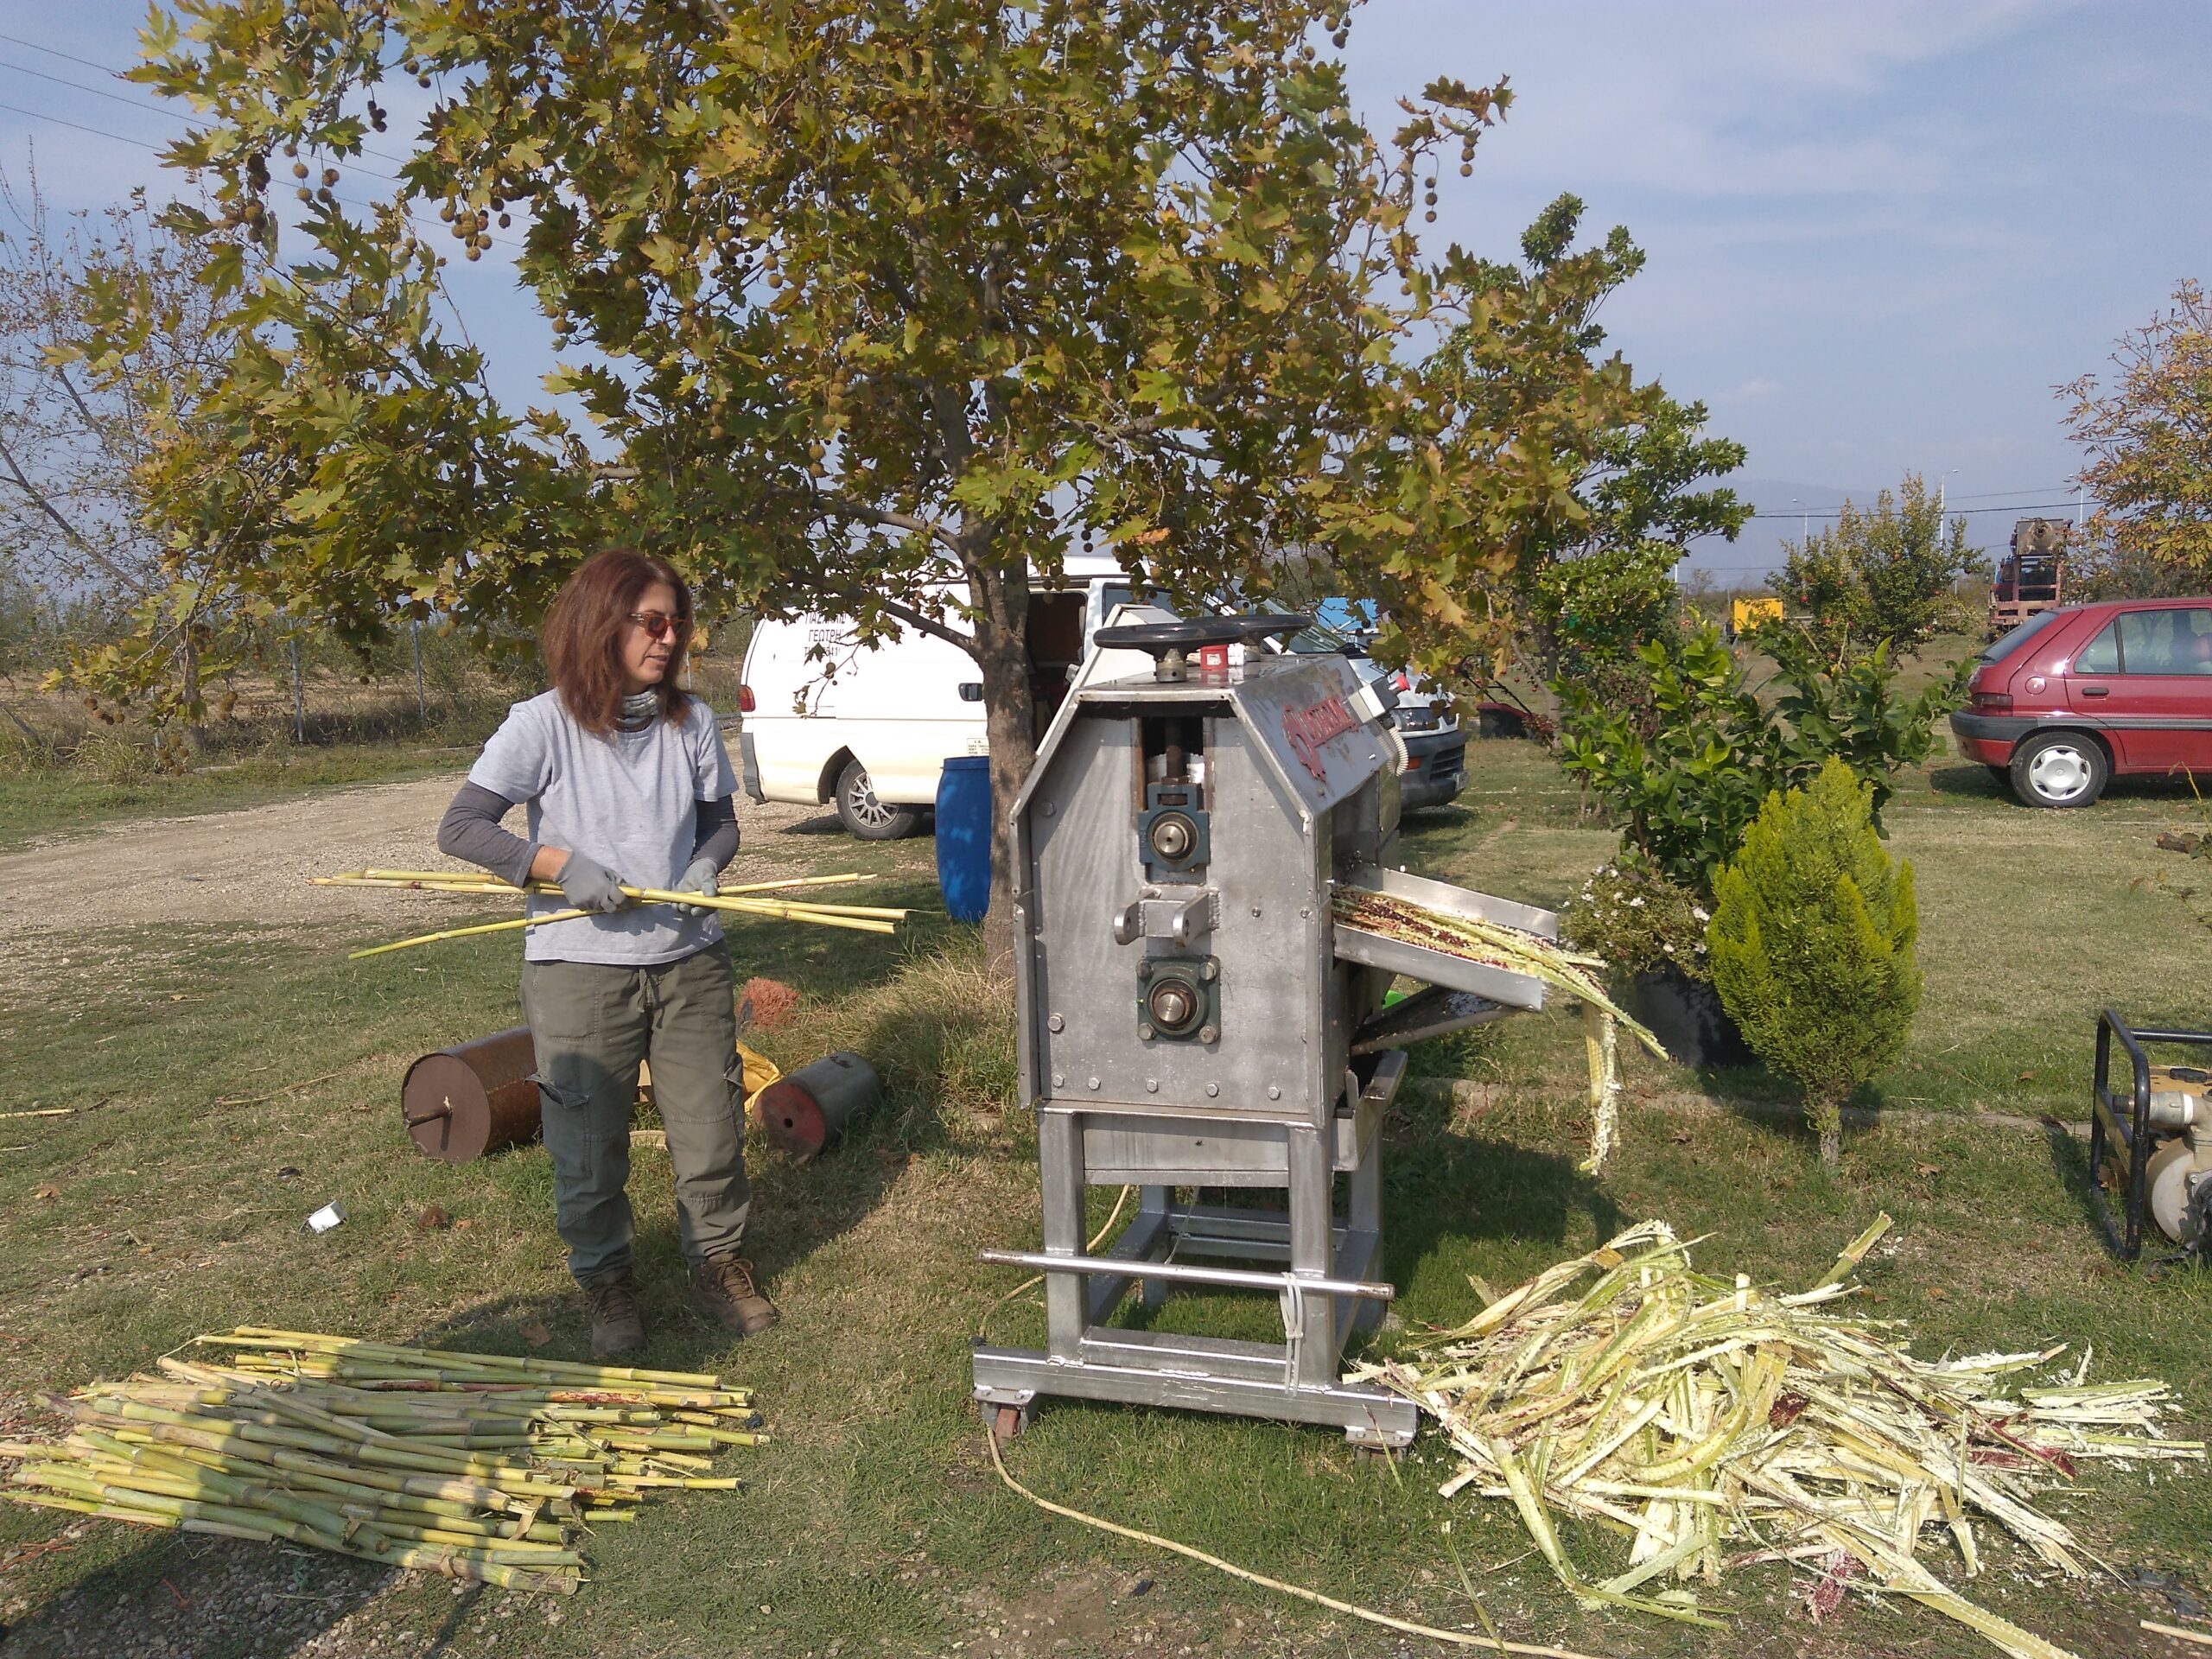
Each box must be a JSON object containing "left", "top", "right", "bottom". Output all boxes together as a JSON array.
[
  {"left": 1359, "top": 1220, "right": 2202, "bottom": 1659},
  {"left": 316, "top": 867, "right": 907, "bottom": 959},
  {"left": 0, "top": 1329, "right": 765, "bottom": 1593}
]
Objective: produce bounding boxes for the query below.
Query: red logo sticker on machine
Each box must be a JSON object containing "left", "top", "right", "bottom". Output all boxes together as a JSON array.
[{"left": 1283, "top": 694, "right": 1358, "bottom": 780}]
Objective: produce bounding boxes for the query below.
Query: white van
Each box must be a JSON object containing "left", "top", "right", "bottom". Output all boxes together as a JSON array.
[
  {"left": 735, "top": 564, "right": 1462, "bottom": 838},
  {"left": 736, "top": 556, "right": 1141, "bottom": 838}
]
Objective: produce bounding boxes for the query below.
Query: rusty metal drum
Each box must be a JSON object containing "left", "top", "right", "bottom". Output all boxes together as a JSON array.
[
  {"left": 751, "top": 1051, "right": 880, "bottom": 1160},
  {"left": 401, "top": 1027, "right": 542, "bottom": 1164}
]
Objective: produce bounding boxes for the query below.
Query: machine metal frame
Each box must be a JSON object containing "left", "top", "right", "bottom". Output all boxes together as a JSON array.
[{"left": 974, "top": 620, "right": 1556, "bottom": 1446}]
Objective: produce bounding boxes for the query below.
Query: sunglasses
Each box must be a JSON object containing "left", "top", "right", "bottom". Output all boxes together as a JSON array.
[{"left": 626, "top": 611, "right": 682, "bottom": 641}]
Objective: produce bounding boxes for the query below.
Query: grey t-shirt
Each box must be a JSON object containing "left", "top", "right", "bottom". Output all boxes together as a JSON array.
[{"left": 468, "top": 690, "right": 739, "bottom": 966}]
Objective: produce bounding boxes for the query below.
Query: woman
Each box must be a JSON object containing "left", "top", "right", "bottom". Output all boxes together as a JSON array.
[{"left": 435, "top": 548, "right": 777, "bottom": 1357}]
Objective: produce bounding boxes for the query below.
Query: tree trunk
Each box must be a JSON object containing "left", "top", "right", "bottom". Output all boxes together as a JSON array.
[
  {"left": 966, "top": 559, "right": 1035, "bottom": 974},
  {"left": 1811, "top": 1096, "right": 1843, "bottom": 1173},
  {"left": 179, "top": 631, "right": 207, "bottom": 761}
]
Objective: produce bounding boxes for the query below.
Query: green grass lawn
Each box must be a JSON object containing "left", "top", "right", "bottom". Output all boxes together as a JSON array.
[{"left": 2, "top": 737, "right": 2208, "bottom": 1658}]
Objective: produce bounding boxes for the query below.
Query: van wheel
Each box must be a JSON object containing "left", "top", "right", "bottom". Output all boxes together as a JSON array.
[
  {"left": 2009, "top": 731, "right": 2107, "bottom": 809},
  {"left": 836, "top": 758, "right": 923, "bottom": 840}
]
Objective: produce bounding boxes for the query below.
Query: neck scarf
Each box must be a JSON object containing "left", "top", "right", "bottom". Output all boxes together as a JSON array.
[{"left": 617, "top": 690, "right": 659, "bottom": 733}]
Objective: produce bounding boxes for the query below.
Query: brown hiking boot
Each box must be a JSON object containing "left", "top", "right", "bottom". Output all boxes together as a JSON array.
[
  {"left": 693, "top": 1254, "right": 779, "bottom": 1338},
  {"left": 582, "top": 1271, "right": 645, "bottom": 1358}
]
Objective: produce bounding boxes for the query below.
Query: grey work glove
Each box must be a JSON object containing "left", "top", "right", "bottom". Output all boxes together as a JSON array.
[
  {"left": 673, "top": 855, "right": 719, "bottom": 919},
  {"left": 556, "top": 852, "right": 630, "bottom": 914}
]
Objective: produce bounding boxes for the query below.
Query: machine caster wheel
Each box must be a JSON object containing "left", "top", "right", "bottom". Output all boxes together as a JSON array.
[{"left": 988, "top": 1403, "right": 1032, "bottom": 1445}]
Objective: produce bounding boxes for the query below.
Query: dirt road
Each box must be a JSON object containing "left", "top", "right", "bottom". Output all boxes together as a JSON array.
[{"left": 0, "top": 769, "right": 836, "bottom": 949}]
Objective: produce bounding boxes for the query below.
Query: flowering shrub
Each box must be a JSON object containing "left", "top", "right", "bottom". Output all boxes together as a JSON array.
[{"left": 1563, "top": 855, "right": 1713, "bottom": 982}]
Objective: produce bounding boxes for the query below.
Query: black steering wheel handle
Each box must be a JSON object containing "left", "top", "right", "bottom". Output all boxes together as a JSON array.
[{"left": 1093, "top": 613, "right": 1311, "bottom": 656}]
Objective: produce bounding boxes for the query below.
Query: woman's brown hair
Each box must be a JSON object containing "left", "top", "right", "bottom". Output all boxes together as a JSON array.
[{"left": 541, "top": 548, "right": 695, "bottom": 736}]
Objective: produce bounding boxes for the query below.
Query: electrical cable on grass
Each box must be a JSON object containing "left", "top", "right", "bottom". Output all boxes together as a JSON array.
[{"left": 982, "top": 1428, "right": 1613, "bottom": 1659}]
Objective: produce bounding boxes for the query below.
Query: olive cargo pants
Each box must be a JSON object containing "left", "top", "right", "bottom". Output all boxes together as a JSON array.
[{"left": 520, "top": 941, "right": 751, "bottom": 1284}]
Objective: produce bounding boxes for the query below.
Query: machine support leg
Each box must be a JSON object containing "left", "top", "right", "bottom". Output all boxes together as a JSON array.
[
  {"left": 1346, "top": 1135, "right": 1384, "bottom": 1342},
  {"left": 1038, "top": 1111, "right": 1088, "bottom": 1361},
  {"left": 1138, "top": 1185, "right": 1172, "bottom": 1310},
  {"left": 1285, "top": 1124, "right": 1337, "bottom": 1389}
]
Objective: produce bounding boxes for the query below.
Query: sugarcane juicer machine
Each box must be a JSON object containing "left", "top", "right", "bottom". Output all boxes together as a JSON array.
[{"left": 972, "top": 615, "right": 1558, "bottom": 1447}]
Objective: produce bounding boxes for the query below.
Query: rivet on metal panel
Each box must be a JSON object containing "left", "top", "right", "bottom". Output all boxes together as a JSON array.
[
  {"left": 1205, "top": 1083, "right": 1220, "bottom": 1097},
  {"left": 1136, "top": 961, "right": 1154, "bottom": 980},
  {"left": 1048, "top": 1013, "right": 1065, "bottom": 1033},
  {"left": 1039, "top": 801, "right": 1056, "bottom": 817},
  {"left": 1146, "top": 1078, "right": 1159, "bottom": 1093},
  {"left": 1249, "top": 906, "right": 1262, "bottom": 918},
  {"left": 1052, "top": 1072, "right": 1065, "bottom": 1088},
  {"left": 1267, "top": 1084, "right": 1282, "bottom": 1100},
  {"left": 1198, "top": 1024, "right": 1217, "bottom": 1045},
  {"left": 1300, "top": 906, "right": 1313, "bottom": 918},
  {"left": 1087, "top": 1077, "right": 1101, "bottom": 1090},
  {"left": 1138, "top": 1023, "right": 1155, "bottom": 1041},
  {"left": 1201, "top": 960, "right": 1218, "bottom": 982}
]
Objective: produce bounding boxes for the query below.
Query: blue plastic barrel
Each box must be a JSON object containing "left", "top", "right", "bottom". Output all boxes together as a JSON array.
[{"left": 935, "top": 756, "right": 993, "bottom": 925}]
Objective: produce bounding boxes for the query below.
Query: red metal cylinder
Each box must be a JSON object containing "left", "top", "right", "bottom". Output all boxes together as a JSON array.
[
  {"left": 752, "top": 1051, "right": 880, "bottom": 1161},
  {"left": 400, "top": 1027, "right": 542, "bottom": 1164}
]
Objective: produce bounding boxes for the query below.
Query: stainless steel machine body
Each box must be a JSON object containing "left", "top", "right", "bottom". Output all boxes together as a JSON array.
[{"left": 972, "top": 620, "right": 1558, "bottom": 1445}]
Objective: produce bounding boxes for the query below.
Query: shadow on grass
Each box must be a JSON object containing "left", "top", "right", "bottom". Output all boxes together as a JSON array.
[
  {"left": 0, "top": 1535, "right": 391, "bottom": 1659},
  {"left": 1929, "top": 759, "right": 2205, "bottom": 809},
  {"left": 1385, "top": 1123, "right": 1625, "bottom": 1274}
]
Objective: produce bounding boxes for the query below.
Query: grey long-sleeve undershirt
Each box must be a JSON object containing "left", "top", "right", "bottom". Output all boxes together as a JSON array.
[{"left": 436, "top": 782, "right": 739, "bottom": 889}]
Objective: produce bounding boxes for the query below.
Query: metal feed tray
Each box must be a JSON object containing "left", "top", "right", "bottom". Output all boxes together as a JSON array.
[{"left": 1332, "top": 863, "right": 1557, "bottom": 1013}]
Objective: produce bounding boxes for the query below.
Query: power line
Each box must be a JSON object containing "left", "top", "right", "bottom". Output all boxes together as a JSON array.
[
  {"left": 1741, "top": 500, "right": 2082, "bottom": 523},
  {"left": 0, "top": 30, "right": 145, "bottom": 81},
  {"left": 0, "top": 29, "right": 416, "bottom": 169},
  {"left": 0, "top": 93, "right": 523, "bottom": 255},
  {"left": 0, "top": 96, "right": 161, "bottom": 153},
  {"left": 0, "top": 54, "right": 423, "bottom": 194},
  {"left": 1948, "top": 484, "right": 2077, "bottom": 503}
]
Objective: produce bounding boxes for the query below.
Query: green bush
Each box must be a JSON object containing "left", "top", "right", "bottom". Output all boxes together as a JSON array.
[
  {"left": 1707, "top": 759, "right": 1922, "bottom": 1169},
  {"left": 1555, "top": 623, "right": 1967, "bottom": 896}
]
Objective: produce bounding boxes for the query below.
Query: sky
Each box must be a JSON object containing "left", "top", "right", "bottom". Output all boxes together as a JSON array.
[{"left": 2, "top": 2, "right": 2207, "bottom": 580}]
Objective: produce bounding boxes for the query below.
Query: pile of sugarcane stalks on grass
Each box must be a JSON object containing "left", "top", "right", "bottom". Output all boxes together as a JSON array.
[
  {"left": 316, "top": 868, "right": 907, "bottom": 958},
  {"left": 1357, "top": 1218, "right": 2202, "bottom": 1659},
  {"left": 1331, "top": 886, "right": 1657, "bottom": 1173},
  {"left": 0, "top": 1329, "right": 765, "bottom": 1594}
]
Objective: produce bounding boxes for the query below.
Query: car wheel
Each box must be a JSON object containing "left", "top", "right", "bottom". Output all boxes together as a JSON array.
[
  {"left": 2008, "top": 731, "right": 2108, "bottom": 809},
  {"left": 835, "top": 757, "right": 923, "bottom": 840}
]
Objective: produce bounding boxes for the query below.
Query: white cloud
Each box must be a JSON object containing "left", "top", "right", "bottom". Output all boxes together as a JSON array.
[{"left": 1719, "top": 375, "right": 1782, "bottom": 403}]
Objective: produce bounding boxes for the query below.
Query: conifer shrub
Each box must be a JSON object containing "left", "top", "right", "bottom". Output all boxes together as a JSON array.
[{"left": 1707, "top": 759, "right": 1921, "bottom": 1169}]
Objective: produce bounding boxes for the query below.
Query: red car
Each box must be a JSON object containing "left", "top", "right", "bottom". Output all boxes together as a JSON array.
[{"left": 1952, "top": 598, "right": 2212, "bottom": 807}]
